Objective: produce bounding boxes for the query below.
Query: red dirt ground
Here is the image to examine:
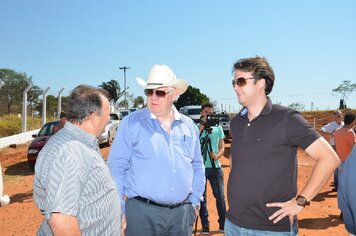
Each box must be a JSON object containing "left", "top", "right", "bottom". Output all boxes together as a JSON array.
[{"left": 0, "top": 111, "right": 351, "bottom": 235}]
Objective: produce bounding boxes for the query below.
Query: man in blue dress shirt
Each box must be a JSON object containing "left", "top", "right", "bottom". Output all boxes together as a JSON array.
[{"left": 108, "top": 64, "right": 205, "bottom": 236}]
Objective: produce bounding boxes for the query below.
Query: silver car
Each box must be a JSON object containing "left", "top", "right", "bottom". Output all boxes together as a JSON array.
[
  {"left": 98, "top": 118, "right": 117, "bottom": 147},
  {"left": 214, "top": 113, "right": 231, "bottom": 139}
]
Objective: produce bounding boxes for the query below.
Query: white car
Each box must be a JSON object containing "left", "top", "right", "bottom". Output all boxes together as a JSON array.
[
  {"left": 119, "top": 109, "right": 131, "bottom": 118},
  {"left": 110, "top": 112, "right": 122, "bottom": 126},
  {"left": 98, "top": 118, "right": 117, "bottom": 147},
  {"left": 214, "top": 113, "right": 231, "bottom": 139},
  {"left": 179, "top": 105, "right": 201, "bottom": 124}
]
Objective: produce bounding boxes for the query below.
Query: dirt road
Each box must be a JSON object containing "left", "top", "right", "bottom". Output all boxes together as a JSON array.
[{"left": 0, "top": 142, "right": 348, "bottom": 235}]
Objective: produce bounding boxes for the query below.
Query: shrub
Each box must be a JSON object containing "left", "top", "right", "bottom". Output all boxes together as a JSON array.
[{"left": 0, "top": 115, "right": 43, "bottom": 138}]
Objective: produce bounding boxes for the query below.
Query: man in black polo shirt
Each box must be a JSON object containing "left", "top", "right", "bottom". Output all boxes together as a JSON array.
[{"left": 225, "top": 56, "right": 340, "bottom": 235}]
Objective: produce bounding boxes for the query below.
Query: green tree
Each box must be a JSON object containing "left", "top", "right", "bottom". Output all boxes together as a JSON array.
[
  {"left": 133, "top": 96, "right": 144, "bottom": 108},
  {"left": 28, "top": 85, "right": 43, "bottom": 116},
  {"left": 288, "top": 102, "right": 305, "bottom": 112},
  {"left": 61, "top": 96, "right": 70, "bottom": 113},
  {"left": 175, "top": 85, "right": 210, "bottom": 110},
  {"left": 332, "top": 80, "right": 356, "bottom": 108},
  {"left": 99, "top": 80, "right": 124, "bottom": 103},
  {"left": 46, "top": 95, "right": 59, "bottom": 116},
  {"left": 0, "top": 69, "right": 34, "bottom": 114}
]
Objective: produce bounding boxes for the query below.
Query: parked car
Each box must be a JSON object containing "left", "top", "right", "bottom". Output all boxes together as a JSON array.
[
  {"left": 98, "top": 118, "right": 117, "bottom": 147},
  {"left": 119, "top": 109, "right": 131, "bottom": 118},
  {"left": 27, "top": 120, "right": 60, "bottom": 170},
  {"left": 110, "top": 112, "right": 122, "bottom": 126},
  {"left": 179, "top": 105, "right": 201, "bottom": 124},
  {"left": 129, "top": 108, "right": 138, "bottom": 113},
  {"left": 214, "top": 112, "right": 231, "bottom": 139}
]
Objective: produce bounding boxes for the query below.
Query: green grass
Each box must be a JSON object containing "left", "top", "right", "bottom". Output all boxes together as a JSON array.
[{"left": 0, "top": 115, "right": 58, "bottom": 137}]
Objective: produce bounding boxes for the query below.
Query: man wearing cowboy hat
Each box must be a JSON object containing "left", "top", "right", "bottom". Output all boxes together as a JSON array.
[{"left": 108, "top": 64, "right": 205, "bottom": 236}]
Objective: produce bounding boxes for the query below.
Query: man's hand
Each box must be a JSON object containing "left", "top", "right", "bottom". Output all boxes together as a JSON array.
[
  {"left": 192, "top": 204, "right": 200, "bottom": 218},
  {"left": 121, "top": 215, "right": 127, "bottom": 236},
  {"left": 266, "top": 198, "right": 304, "bottom": 224},
  {"left": 209, "top": 151, "right": 218, "bottom": 160}
]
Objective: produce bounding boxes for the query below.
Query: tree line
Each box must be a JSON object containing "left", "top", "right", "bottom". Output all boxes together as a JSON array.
[{"left": 0, "top": 69, "right": 213, "bottom": 117}]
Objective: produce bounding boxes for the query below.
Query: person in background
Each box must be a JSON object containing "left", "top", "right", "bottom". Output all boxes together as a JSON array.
[
  {"left": 198, "top": 102, "right": 226, "bottom": 234},
  {"left": 334, "top": 111, "right": 356, "bottom": 220},
  {"left": 334, "top": 111, "right": 356, "bottom": 163},
  {"left": 53, "top": 112, "right": 67, "bottom": 133},
  {"left": 320, "top": 110, "right": 344, "bottom": 191},
  {"left": 33, "top": 85, "right": 121, "bottom": 235},
  {"left": 338, "top": 145, "right": 356, "bottom": 236},
  {"left": 226, "top": 56, "right": 340, "bottom": 235},
  {"left": 108, "top": 65, "right": 205, "bottom": 236}
]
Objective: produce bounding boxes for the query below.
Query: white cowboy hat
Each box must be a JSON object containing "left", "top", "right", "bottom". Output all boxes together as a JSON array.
[{"left": 136, "top": 64, "right": 188, "bottom": 95}]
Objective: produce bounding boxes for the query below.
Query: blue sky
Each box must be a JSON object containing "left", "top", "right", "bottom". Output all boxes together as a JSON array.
[{"left": 1, "top": 0, "right": 355, "bottom": 113}]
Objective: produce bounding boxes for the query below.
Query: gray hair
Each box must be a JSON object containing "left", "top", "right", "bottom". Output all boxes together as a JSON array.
[{"left": 67, "top": 84, "right": 109, "bottom": 124}]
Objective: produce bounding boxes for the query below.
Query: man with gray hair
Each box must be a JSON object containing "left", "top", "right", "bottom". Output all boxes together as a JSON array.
[
  {"left": 108, "top": 65, "right": 205, "bottom": 236},
  {"left": 33, "top": 84, "right": 121, "bottom": 235}
]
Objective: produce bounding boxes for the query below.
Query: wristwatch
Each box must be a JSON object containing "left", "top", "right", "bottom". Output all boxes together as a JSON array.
[{"left": 295, "top": 195, "right": 310, "bottom": 207}]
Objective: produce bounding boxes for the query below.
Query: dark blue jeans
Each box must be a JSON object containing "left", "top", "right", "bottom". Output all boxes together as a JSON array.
[{"left": 199, "top": 168, "right": 226, "bottom": 229}]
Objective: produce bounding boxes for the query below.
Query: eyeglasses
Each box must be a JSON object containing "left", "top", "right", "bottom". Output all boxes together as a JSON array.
[
  {"left": 232, "top": 77, "right": 255, "bottom": 87},
  {"left": 144, "top": 89, "right": 174, "bottom": 97}
]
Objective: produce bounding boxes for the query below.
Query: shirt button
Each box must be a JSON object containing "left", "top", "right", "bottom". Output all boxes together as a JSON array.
[
  {"left": 171, "top": 187, "right": 175, "bottom": 191},
  {"left": 247, "top": 123, "right": 251, "bottom": 126},
  {"left": 173, "top": 170, "right": 176, "bottom": 173}
]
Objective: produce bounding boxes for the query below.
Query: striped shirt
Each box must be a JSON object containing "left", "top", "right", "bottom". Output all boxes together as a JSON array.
[{"left": 33, "top": 122, "right": 121, "bottom": 236}]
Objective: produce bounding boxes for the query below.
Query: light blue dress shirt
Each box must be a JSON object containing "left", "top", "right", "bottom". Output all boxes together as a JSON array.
[{"left": 108, "top": 107, "right": 205, "bottom": 213}]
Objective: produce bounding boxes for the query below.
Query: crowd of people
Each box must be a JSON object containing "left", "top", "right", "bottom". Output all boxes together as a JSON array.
[{"left": 10, "top": 56, "right": 352, "bottom": 235}]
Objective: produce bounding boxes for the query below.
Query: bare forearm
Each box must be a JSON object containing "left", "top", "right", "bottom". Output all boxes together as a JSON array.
[
  {"left": 299, "top": 157, "right": 339, "bottom": 201},
  {"left": 300, "top": 137, "right": 340, "bottom": 201},
  {"left": 49, "top": 213, "right": 81, "bottom": 236}
]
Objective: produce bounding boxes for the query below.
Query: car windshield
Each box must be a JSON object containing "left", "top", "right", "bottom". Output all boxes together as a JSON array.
[
  {"left": 37, "top": 122, "right": 59, "bottom": 137},
  {"left": 187, "top": 108, "right": 201, "bottom": 115}
]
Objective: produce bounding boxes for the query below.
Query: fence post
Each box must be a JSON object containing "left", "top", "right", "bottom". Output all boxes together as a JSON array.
[
  {"left": 21, "top": 84, "right": 32, "bottom": 133},
  {"left": 57, "top": 87, "right": 65, "bottom": 118},
  {"left": 41, "top": 87, "right": 50, "bottom": 126}
]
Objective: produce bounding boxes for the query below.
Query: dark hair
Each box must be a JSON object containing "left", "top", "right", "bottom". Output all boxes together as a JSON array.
[
  {"left": 232, "top": 56, "right": 275, "bottom": 95},
  {"left": 59, "top": 112, "right": 67, "bottom": 119},
  {"left": 344, "top": 111, "right": 356, "bottom": 125},
  {"left": 201, "top": 102, "right": 214, "bottom": 110},
  {"left": 67, "top": 85, "right": 109, "bottom": 124}
]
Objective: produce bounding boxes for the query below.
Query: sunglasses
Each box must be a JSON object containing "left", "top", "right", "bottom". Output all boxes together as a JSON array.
[
  {"left": 144, "top": 89, "right": 174, "bottom": 97},
  {"left": 232, "top": 77, "right": 255, "bottom": 87}
]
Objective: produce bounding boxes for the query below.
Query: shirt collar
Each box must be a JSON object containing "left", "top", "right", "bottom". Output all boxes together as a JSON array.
[
  {"left": 146, "top": 106, "right": 183, "bottom": 121},
  {"left": 239, "top": 97, "right": 273, "bottom": 119},
  {"left": 63, "top": 122, "right": 99, "bottom": 150}
]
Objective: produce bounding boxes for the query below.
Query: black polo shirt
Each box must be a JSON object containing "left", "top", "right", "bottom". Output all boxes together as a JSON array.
[{"left": 226, "top": 98, "right": 320, "bottom": 232}]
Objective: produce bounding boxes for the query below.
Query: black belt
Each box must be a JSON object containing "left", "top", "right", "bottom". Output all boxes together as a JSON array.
[{"left": 133, "top": 196, "right": 190, "bottom": 209}]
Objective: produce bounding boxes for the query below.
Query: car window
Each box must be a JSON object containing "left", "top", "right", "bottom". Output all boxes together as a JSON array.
[
  {"left": 187, "top": 108, "right": 201, "bottom": 115},
  {"left": 120, "top": 111, "right": 130, "bottom": 117},
  {"left": 38, "top": 122, "right": 58, "bottom": 137},
  {"left": 110, "top": 114, "right": 119, "bottom": 120}
]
